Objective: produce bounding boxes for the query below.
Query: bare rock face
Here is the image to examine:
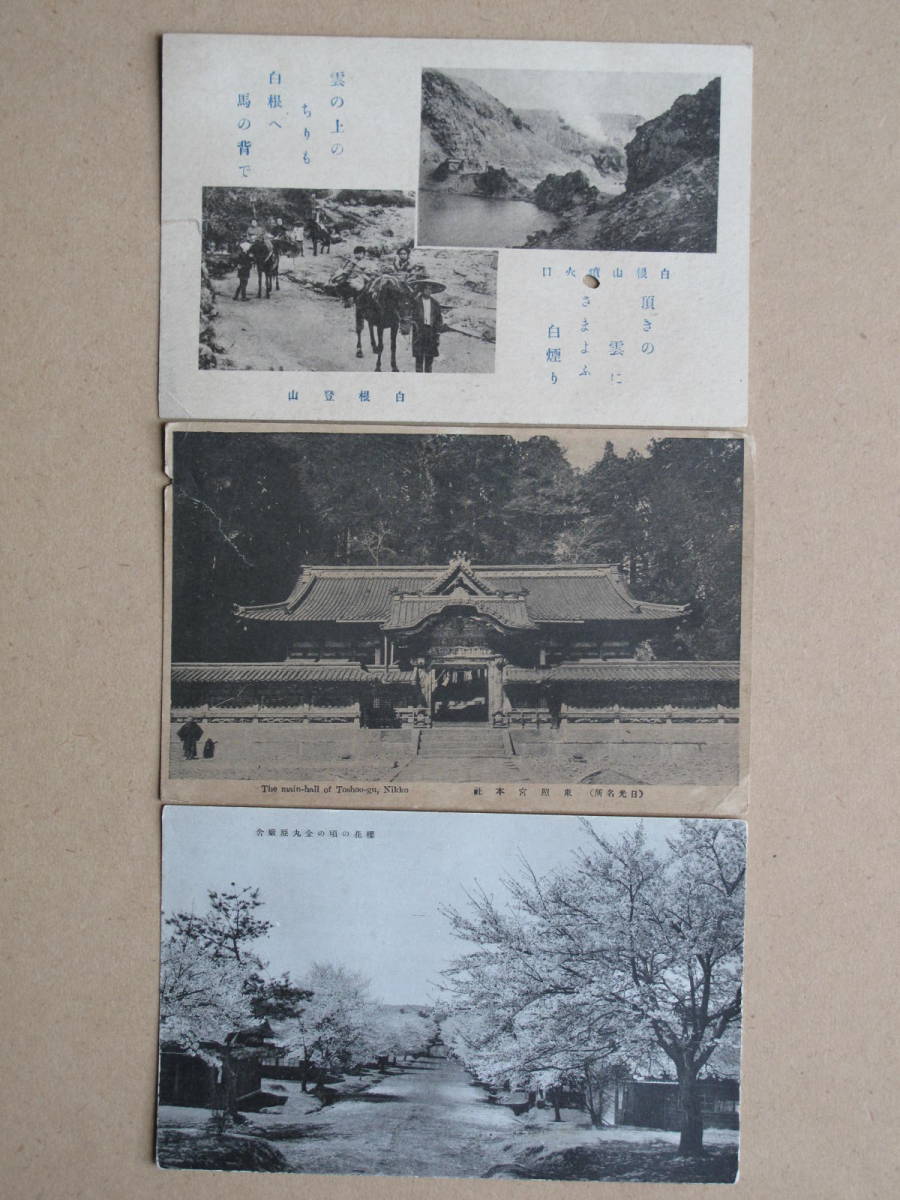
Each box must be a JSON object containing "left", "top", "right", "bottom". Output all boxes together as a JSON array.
[
  {"left": 625, "top": 78, "right": 721, "bottom": 194},
  {"left": 534, "top": 170, "right": 599, "bottom": 214},
  {"left": 527, "top": 156, "right": 719, "bottom": 253},
  {"left": 595, "top": 157, "right": 719, "bottom": 252},
  {"left": 592, "top": 146, "right": 627, "bottom": 175}
]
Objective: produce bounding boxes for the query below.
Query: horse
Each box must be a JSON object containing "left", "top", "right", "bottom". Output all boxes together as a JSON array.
[
  {"left": 305, "top": 219, "right": 332, "bottom": 257},
  {"left": 249, "top": 237, "right": 279, "bottom": 298},
  {"left": 355, "top": 275, "right": 413, "bottom": 372},
  {"left": 273, "top": 233, "right": 303, "bottom": 261}
]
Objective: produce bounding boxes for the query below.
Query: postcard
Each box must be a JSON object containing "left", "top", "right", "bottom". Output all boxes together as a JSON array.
[
  {"left": 158, "top": 804, "right": 745, "bottom": 1181},
  {"left": 161, "top": 35, "right": 752, "bottom": 427},
  {"left": 162, "top": 423, "right": 750, "bottom": 813}
]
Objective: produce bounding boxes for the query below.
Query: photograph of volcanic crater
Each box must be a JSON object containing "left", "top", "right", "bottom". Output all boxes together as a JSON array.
[{"left": 418, "top": 68, "right": 721, "bottom": 253}]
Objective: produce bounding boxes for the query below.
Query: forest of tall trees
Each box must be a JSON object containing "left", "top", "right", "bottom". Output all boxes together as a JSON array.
[{"left": 171, "top": 432, "right": 744, "bottom": 663}]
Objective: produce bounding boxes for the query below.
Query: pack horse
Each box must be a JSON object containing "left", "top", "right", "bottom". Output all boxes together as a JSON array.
[
  {"left": 305, "top": 219, "right": 332, "bottom": 257},
  {"left": 249, "top": 237, "right": 280, "bottom": 298},
  {"left": 355, "top": 276, "right": 412, "bottom": 372}
]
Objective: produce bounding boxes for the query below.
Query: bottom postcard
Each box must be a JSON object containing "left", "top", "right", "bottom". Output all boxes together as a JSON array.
[{"left": 158, "top": 805, "right": 745, "bottom": 1182}]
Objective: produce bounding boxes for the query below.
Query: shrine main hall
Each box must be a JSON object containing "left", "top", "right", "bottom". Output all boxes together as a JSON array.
[{"left": 171, "top": 557, "right": 740, "bottom": 734}]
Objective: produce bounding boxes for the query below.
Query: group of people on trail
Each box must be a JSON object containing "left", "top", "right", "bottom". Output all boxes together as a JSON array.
[
  {"left": 231, "top": 215, "right": 313, "bottom": 301},
  {"left": 331, "top": 243, "right": 447, "bottom": 372},
  {"left": 228, "top": 210, "right": 451, "bottom": 371},
  {"left": 176, "top": 719, "right": 215, "bottom": 760}
]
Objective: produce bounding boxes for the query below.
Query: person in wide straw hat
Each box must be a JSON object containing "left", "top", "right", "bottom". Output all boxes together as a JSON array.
[
  {"left": 233, "top": 241, "right": 254, "bottom": 301},
  {"left": 410, "top": 277, "right": 446, "bottom": 372}
]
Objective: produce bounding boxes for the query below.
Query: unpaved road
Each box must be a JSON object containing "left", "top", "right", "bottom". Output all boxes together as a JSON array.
[
  {"left": 273, "top": 1058, "right": 519, "bottom": 1178},
  {"left": 168, "top": 721, "right": 740, "bottom": 787},
  {"left": 213, "top": 263, "right": 495, "bottom": 375}
]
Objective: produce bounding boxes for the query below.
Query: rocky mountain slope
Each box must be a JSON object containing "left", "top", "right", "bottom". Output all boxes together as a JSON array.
[
  {"left": 420, "top": 71, "right": 626, "bottom": 197},
  {"left": 525, "top": 78, "right": 722, "bottom": 253},
  {"left": 625, "top": 78, "right": 721, "bottom": 192},
  {"left": 528, "top": 158, "right": 719, "bottom": 253}
]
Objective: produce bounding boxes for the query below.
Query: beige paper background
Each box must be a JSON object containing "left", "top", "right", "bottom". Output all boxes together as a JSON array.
[{"left": 2, "top": 3, "right": 897, "bottom": 1198}]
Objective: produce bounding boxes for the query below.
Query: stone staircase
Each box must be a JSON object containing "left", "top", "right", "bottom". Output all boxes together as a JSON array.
[{"left": 416, "top": 725, "right": 513, "bottom": 758}]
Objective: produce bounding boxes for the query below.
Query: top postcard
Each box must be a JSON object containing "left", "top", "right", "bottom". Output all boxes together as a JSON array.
[{"left": 161, "top": 35, "right": 752, "bottom": 426}]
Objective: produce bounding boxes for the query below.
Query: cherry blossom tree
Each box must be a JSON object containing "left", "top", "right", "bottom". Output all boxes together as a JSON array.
[
  {"left": 442, "top": 819, "right": 745, "bottom": 1154},
  {"left": 160, "top": 885, "right": 275, "bottom": 1118},
  {"left": 159, "top": 929, "right": 255, "bottom": 1055},
  {"left": 558, "top": 820, "right": 745, "bottom": 1154},
  {"left": 282, "top": 963, "right": 380, "bottom": 1091},
  {"left": 370, "top": 1007, "right": 438, "bottom": 1063},
  {"left": 441, "top": 880, "right": 629, "bottom": 1126}
]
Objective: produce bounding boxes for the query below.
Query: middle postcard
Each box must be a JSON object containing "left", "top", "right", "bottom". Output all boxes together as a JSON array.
[{"left": 163, "top": 423, "right": 749, "bottom": 815}]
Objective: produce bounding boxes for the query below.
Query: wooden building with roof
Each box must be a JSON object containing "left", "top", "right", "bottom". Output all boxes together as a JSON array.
[
  {"left": 171, "top": 556, "right": 739, "bottom": 728},
  {"left": 158, "top": 1021, "right": 288, "bottom": 1113}
]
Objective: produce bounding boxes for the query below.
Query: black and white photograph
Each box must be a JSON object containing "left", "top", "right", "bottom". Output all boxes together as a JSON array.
[
  {"left": 167, "top": 426, "right": 745, "bottom": 792},
  {"left": 418, "top": 69, "right": 721, "bottom": 252},
  {"left": 200, "top": 187, "right": 497, "bottom": 373},
  {"left": 158, "top": 806, "right": 745, "bottom": 1181}
]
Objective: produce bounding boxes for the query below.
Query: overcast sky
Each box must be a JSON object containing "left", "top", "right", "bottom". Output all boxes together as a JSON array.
[
  {"left": 444, "top": 68, "right": 716, "bottom": 144},
  {"left": 162, "top": 806, "right": 691, "bottom": 1005},
  {"left": 434, "top": 426, "right": 655, "bottom": 470},
  {"left": 537, "top": 429, "right": 652, "bottom": 469}
]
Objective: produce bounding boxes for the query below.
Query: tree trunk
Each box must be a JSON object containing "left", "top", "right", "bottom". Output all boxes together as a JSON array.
[
  {"left": 220, "top": 1052, "right": 240, "bottom": 1118},
  {"left": 584, "top": 1072, "right": 601, "bottom": 1128},
  {"left": 676, "top": 1063, "right": 705, "bottom": 1155},
  {"left": 551, "top": 1088, "right": 562, "bottom": 1122}
]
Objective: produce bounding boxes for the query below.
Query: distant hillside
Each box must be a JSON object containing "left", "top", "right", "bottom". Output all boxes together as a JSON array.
[
  {"left": 518, "top": 108, "right": 626, "bottom": 175},
  {"left": 420, "top": 70, "right": 624, "bottom": 198},
  {"left": 594, "top": 111, "right": 644, "bottom": 145}
]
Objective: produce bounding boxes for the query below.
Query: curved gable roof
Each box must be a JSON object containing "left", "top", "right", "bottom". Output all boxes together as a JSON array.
[{"left": 234, "top": 563, "right": 687, "bottom": 625}]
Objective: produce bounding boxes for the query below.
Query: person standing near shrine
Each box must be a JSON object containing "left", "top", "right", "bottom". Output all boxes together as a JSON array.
[
  {"left": 410, "top": 279, "right": 446, "bottom": 372},
  {"left": 176, "top": 717, "right": 204, "bottom": 759}
]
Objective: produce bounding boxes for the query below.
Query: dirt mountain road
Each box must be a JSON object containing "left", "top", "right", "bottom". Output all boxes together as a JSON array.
[
  {"left": 213, "top": 265, "right": 494, "bottom": 375},
  {"left": 274, "top": 1057, "right": 519, "bottom": 1178}
]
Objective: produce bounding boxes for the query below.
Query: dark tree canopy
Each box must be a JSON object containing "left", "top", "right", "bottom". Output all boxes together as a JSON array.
[
  {"left": 171, "top": 432, "right": 743, "bottom": 661},
  {"left": 202, "top": 186, "right": 414, "bottom": 249}
]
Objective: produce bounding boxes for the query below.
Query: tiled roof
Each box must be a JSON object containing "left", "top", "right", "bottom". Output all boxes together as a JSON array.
[
  {"left": 382, "top": 594, "right": 536, "bottom": 632},
  {"left": 505, "top": 661, "right": 740, "bottom": 684},
  {"left": 488, "top": 574, "right": 684, "bottom": 622},
  {"left": 235, "top": 563, "right": 687, "bottom": 625},
  {"left": 171, "top": 662, "right": 417, "bottom": 684}
]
